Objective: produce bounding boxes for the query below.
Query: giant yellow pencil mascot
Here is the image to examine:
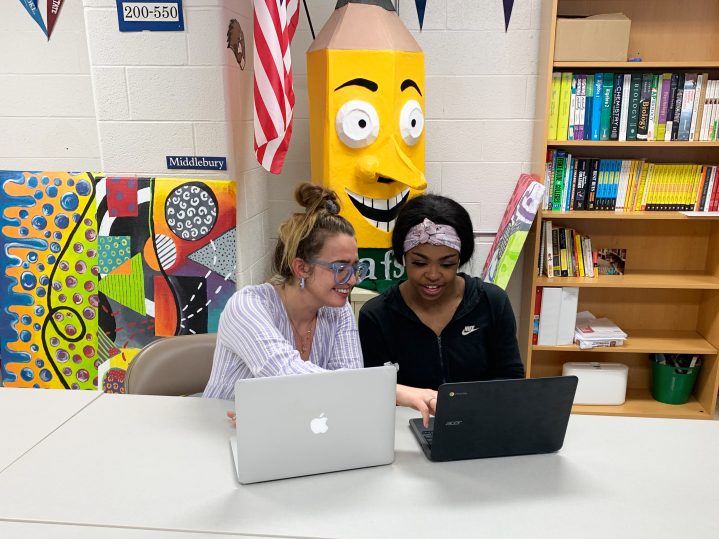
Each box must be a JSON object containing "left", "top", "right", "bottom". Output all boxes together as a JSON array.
[{"left": 307, "top": 0, "right": 427, "bottom": 291}]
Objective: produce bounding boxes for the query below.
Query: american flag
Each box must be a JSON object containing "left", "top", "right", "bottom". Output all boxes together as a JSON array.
[{"left": 253, "top": 0, "right": 300, "bottom": 174}]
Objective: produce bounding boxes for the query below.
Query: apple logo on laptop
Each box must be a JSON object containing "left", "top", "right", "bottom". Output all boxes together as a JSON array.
[{"left": 310, "top": 413, "right": 329, "bottom": 434}]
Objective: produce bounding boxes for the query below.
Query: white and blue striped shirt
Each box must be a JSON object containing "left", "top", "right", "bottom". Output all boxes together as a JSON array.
[{"left": 203, "top": 283, "right": 363, "bottom": 400}]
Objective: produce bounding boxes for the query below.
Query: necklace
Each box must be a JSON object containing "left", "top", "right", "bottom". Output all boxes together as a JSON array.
[
  {"left": 278, "top": 285, "right": 317, "bottom": 358},
  {"left": 288, "top": 315, "right": 316, "bottom": 357}
]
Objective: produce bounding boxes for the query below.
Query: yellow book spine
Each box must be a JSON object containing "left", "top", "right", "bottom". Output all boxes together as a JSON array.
[
  {"left": 651, "top": 165, "right": 670, "bottom": 210},
  {"left": 668, "top": 165, "right": 677, "bottom": 210},
  {"left": 634, "top": 162, "right": 645, "bottom": 211},
  {"left": 624, "top": 160, "right": 637, "bottom": 211},
  {"left": 574, "top": 233, "right": 585, "bottom": 277},
  {"left": 673, "top": 165, "right": 682, "bottom": 210},
  {"left": 648, "top": 164, "right": 660, "bottom": 210},
  {"left": 548, "top": 72, "right": 561, "bottom": 140},
  {"left": 640, "top": 163, "right": 654, "bottom": 211},
  {"left": 666, "top": 165, "right": 676, "bottom": 210},
  {"left": 677, "top": 165, "right": 697, "bottom": 211},
  {"left": 664, "top": 165, "right": 673, "bottom": 210},
  {"left": 684, "top": 165, "right": 695, "bottom": 210},
  {"left": 629, "top": 160, "right": 644, "bottom": 212},
  {"left": 556, "top": 72, "right": 573, "bottom": 141},
  {"left": 677, "top": 165, "right": 686, "bottom": 210}
]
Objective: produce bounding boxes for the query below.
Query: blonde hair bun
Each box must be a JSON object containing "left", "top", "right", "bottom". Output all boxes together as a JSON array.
[
  {"left": 269, "top": 182, "right": 355, "bottom": 285},
  {"left": 295, "top": 182, "right": 341, "bottom": 215}
]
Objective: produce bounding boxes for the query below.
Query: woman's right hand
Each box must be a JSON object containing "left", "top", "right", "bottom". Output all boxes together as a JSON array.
[{"left": 395, "top": 384, "right": 437, "bottom": 428}]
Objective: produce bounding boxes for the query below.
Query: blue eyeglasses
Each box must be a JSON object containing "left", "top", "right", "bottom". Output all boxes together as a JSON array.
[{"left": 310, "top": 259, "right": 370, "bottom": 285}]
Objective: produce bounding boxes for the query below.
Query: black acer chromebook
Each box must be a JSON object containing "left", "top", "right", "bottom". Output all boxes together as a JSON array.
[{"left": 409, "top": 376, "right": 578, "bottom": 462}]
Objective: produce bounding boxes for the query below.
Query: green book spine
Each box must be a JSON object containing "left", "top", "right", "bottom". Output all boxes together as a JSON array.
[
  {"left": 627, "top": 73, "right": 642, "bottom": 141},
  {"left": 609, "top": 73, "right": 624, "bottom": 140},
  {"left": 599, "top": 72, "right": 614, "bottom": 140},
  {"left": 552, "top": 153, "right": 567, "bottom": 211},
  {"left": 647, "top": 74, "right": 659, "bottom": 140}
]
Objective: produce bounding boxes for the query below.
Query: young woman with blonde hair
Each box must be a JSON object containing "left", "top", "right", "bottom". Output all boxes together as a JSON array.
[{"left": 204, "top": 183, "right": 438, "bottom": 425}]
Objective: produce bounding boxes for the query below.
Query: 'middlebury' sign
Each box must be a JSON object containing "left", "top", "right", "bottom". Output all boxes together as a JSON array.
[{"left": 166, "top": 156, "right": 227, "bottom": 171}]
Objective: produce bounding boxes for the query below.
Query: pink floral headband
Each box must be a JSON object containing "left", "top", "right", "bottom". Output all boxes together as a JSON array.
[{"left": 403, "top": 218, "right": 462, "bottom": 254}]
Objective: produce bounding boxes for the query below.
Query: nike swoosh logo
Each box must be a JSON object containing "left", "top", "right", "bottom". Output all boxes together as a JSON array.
[{"left": 461, "top": 327, "right": 479, "bottom": 336}]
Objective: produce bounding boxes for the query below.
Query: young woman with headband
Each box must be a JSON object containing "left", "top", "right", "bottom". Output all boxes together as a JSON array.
[
  {"left": 359, "top": 194, "right": 524, "bottom": 404},
  {"left": 204, "top": 183, "right": 439, "bottom": 426}
]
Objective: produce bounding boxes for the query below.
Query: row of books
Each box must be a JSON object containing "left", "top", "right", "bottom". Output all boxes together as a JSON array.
[
  {"left": 548, "top": 71, "right": 719, "bottom": 142},
  {"left": 544, "top": 151, "right": 719, "bottom": 212},
  {"left": 538, "top": 222, "right": 596, "bottom": 278}
]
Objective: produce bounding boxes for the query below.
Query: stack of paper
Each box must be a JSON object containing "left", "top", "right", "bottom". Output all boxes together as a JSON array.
[{"left": 574, "top": 311, "right": 627, "bottom": 349}]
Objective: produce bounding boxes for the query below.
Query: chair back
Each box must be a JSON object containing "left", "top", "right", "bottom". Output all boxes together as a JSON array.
[{"left": 125, "top": 333, "right": 217, "bottom": 395}]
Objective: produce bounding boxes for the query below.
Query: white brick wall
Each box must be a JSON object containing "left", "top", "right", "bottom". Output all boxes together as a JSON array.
[
  {"left": 0, "top": 0, "right": 541, "bottom": 309},
  {"left": 0, "top": 1, "right": 100, "bottom": 170},
  {"left": 80, "top": 0, "right": 271, "bottom": 284}
]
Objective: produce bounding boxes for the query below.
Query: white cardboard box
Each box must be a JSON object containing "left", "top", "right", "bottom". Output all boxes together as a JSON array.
[{"left": 562, "top": 362, "right": 628, "bottom": 405}]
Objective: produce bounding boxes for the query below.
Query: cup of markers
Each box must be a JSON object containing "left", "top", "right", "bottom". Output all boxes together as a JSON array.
[{"left": 649, "top": 354, "right": 702, "bottom": 405}]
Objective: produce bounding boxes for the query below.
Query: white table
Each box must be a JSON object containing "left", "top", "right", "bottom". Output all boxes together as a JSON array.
[
  {"left": 0, "top": 387, "right": 100, "bottom": 472},
  {"left": 0, "top": 392, "right": 718, "bottom": 538},
  {"left": 0, "top": 521, "right": 281, "bottom": 539}
]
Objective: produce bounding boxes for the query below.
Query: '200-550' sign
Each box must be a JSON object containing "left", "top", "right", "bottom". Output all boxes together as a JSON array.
[{"left": 116, "top": 1, "right": 184, "bottom": 32}]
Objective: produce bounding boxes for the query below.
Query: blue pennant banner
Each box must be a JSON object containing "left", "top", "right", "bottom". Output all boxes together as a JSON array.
[
  {"left": 414, "top": 0, "right": 427, "bottom": 30},
  {"left": 503, "top": 0, "right": 515, "bottom": 31},
  {"left": 19, "top": 0, "right": 48, "bottom": 36}
]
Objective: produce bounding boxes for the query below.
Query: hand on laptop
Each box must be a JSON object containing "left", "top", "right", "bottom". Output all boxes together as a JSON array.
[
  {"left": 227, "top": 410, "right": 236, "bottom": 427},
  {"left": 396, "top": 385, "right": 437, "bottom": 428}
]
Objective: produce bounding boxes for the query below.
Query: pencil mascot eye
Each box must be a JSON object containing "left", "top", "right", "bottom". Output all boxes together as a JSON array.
[
  {"left": 307, "top": 0, "right": 427, "bottom": 289},
  {"left": 336, "top": 100, "right": 380, "bottom": 148}
]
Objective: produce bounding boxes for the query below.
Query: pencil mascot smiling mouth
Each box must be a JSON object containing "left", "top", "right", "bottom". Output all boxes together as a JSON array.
[{"left": 307, "top": 0, "right": 427, "bottom": 289}]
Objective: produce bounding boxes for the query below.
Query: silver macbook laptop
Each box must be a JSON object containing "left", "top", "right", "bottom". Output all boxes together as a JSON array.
[{"left": 230, "top": 366, "right": 397, "bottom": 484}]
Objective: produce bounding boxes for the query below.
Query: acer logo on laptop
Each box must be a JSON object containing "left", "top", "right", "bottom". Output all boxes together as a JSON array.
[{"left": 445, "top": 420, "right": 463, "bottom": 426}]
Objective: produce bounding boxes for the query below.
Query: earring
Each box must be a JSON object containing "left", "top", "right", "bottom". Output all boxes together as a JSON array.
[{"left": 299, "top": 277, "right": 305, "bottom": 289}]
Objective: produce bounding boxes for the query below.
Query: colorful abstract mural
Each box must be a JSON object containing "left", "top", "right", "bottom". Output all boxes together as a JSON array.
[{"left": 0, "top": 171, "right": 236, "bottom": 392}]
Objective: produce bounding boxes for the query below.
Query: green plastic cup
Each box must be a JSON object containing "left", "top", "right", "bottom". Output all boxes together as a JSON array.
[{"left": 650, "top": 360, "right": 701, "bottom": 405}]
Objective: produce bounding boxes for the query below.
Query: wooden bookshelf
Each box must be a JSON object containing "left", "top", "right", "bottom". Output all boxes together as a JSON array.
[
  {"left": 548, "top": 141, "right": 719, "bottom": 148},
  {"left": 541, "top": 211, "right": 719, "bottom": 220},
  {"left": 521, "top": 0, "right": 719, "bottom": 420},
  {"left": 572, "top": 389, "right": 710, "bottom": 419},
  {"left": 535, "top": 273, "right": 719, "bottom": 289},
  {"left": 555, "top": 62, "right": 719, "bottom": 70},
  {"left": 533, "top": 329, "right": 717, "bottom": 355}
]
